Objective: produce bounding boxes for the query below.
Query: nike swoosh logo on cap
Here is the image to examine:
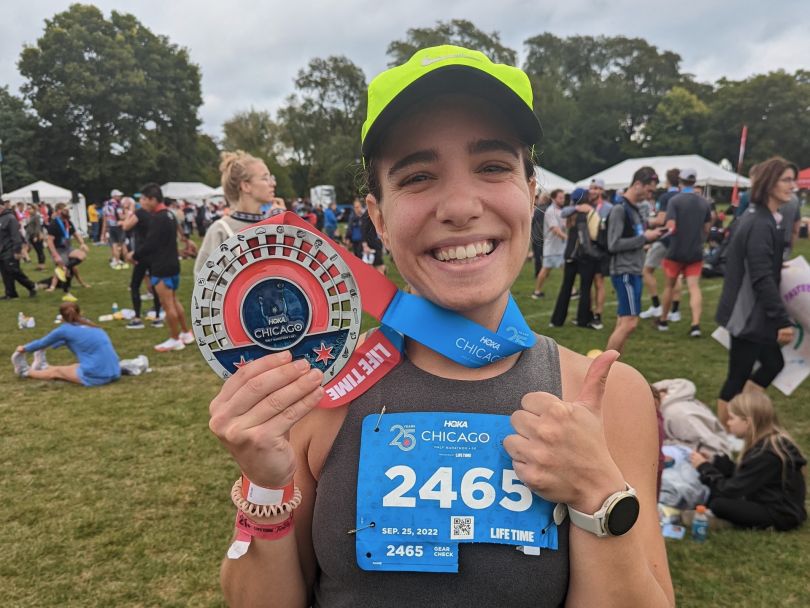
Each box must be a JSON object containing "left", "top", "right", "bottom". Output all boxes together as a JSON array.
[{"left": 420, "top": 53, "right": 480, "bottom": 67}]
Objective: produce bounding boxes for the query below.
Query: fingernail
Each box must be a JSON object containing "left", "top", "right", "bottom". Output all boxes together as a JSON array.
[{"left": 294, "top": 359, "right": 310, "bottom": 371}]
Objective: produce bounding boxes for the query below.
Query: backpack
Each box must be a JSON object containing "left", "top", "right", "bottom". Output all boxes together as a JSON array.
[
  {"left": 600, "top": 202, "right": 639, "bottom": 253},
  {"left": 568, "top": 210, "right": 601, "bottom": 261}
]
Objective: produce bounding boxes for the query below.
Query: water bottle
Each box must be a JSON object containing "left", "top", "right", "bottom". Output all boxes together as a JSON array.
[
  {"left": 112, "top": 302, "right": 119, "bottom": 314},
  {"left": 691, "top": 505, "right": 709, "bottom": 542},
  {"left": 18, "top": 312, "right": 25, "bottom": 329}
]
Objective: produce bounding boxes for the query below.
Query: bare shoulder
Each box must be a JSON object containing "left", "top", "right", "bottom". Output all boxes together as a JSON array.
[{"left": 559, "top": 346, "right": 657, "bottom": 447}]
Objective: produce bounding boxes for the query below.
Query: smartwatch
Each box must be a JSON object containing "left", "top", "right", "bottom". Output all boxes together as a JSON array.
[{"left": 567, "top": 484, "right": 639, "bottom": 537}]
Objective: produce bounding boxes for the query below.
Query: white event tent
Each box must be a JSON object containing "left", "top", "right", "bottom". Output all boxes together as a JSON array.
[
  {"left": 5, "top": 180, "right": 88, "bottom": 233},
  {"left": 534, "top": 166, "right": 576, "bottom": 194},
  {"left": 160, "top": 181, "right": 217, "bottom": 203},
  {"left": 576, "top": 155, "right": 751, "bottom": 192}
]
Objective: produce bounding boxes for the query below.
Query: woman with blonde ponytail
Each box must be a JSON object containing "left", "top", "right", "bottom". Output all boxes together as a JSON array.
[
  {"left": 11, "top": 302, "right": 121, "bottom": 386},
  {"left": 194, "top": 151, "right": 281, "bottom": 275},
  {"left": 690, "top": 392, "right": 806, "bottom": 530}
]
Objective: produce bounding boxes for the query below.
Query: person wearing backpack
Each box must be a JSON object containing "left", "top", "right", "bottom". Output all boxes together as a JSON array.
[
  {"left": 605, "top": 167, "right": 667, "bottom": 353},
  {"left": 550, "top": 188, "right": 603, "bottom": 329}
]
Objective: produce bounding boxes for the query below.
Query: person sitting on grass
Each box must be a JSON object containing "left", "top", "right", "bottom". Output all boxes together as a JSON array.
[
  {"left": 690, "top": 392, "right": 807, "bottom": 531},
  {"left": 11, "top": 301, "right": 121, "bottom": 387}
]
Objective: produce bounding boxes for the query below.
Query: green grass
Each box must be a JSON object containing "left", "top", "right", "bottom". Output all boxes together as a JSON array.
[{"left": 1, "top": 236, "right": 809, "bottom": 607}]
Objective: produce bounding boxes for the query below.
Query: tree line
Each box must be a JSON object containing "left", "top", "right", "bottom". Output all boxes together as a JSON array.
[{"left": 1, "top": 8, "right": 808, "bottom": 203}]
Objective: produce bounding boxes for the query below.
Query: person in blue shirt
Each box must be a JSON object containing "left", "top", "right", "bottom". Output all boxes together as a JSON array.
[
  {"left": 323, "top": 201, "right": 339, "bottom": 239},
  {"left": 11, "top": 301, "right": 121, "bottom": 386}
]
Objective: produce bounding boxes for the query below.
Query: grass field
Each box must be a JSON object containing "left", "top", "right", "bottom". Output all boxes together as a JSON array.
[{"left": 1, "top": 232, "right": 808, "bottom": 607}]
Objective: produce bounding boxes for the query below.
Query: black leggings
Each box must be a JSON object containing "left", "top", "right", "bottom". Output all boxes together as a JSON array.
[
  {"left": 29, "top": 237, "right": 45, "bottom": 264},
  {"left": 130, "top": 263, "right": 161, "bottom": 319},
  {"left": 550, "top": 257, "right": 597, "bottom": 327},
  {"left": 719, "top": 336, "right": 784, "bottom": 401},
  {"left": 709, "top": 497, "right": 783, "bottom": 530}
]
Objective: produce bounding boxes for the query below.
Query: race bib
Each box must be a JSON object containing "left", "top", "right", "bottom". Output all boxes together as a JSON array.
[{"left": 356, "top": 412, "right": 558, "bottom": 573}]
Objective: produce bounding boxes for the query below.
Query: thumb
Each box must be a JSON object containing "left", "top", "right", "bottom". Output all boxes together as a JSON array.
[{"left": 575, "top": 349, "right": 620, "bottom": 413}]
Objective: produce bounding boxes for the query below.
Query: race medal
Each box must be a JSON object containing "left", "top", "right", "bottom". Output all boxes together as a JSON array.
[
  {"left": 355, "top": 412, "right": 558, "bottom": 573},
  {"left": 192, "top": 222, "right": 361, "bottom": 381}
]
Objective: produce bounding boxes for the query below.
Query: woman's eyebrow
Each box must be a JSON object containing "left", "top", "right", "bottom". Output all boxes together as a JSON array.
[
  {"left": 387, "top": 149, "right": 438, "bottom": 179},
  {"left": 467, "top": 139, "right": 519, "bottom": 158}
]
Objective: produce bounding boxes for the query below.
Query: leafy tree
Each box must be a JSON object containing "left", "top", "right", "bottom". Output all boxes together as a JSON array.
[
  {"left": 0, "top": 87, "right": 38, "bottom": 192},
  {"left": 641, "top": 86, "right": 709, "bottom": 155},
  {"left": 524, "top": 33, "right": 689, "bottom": 177},
  {"left": 702, "top": 70, "right": 810, "bottom": 170},
  {"left": 387, "top": 19, "right": 516, "bottom": 66},
  {"left": 221, "top": 108, "right": 294, "bottom": 199},
  {"left": 18, "top": 4, "right": 204, "bottom": 200},
  {"left": 277, "top": 56, "right": 366, "bottom": 201}
]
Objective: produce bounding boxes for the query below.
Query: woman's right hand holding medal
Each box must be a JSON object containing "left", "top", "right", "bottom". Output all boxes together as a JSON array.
[{"left": 208, "top": 351, "right": 323, "bottom": 488}]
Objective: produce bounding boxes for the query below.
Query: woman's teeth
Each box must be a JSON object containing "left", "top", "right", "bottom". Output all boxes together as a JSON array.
[{"left": 432, "top": 240, "right": 495, "bottom": 262}]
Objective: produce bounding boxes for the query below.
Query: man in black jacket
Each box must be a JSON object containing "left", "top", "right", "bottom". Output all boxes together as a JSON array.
[
  {"left": 0, "top": 200, "right": 37, "bottom": 299},
  {"left": 130, "top": 183, "right": 192, "bottom": 352}
]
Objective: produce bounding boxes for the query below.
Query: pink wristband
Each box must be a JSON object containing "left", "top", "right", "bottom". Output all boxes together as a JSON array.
[{"left": 228, "top": 511, "right": 294, "bottom": 560}]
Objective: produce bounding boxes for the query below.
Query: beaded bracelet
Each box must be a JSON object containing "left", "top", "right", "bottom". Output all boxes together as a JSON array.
[{"left": 231, "top": 477, "right": 303, "bottom": 519}]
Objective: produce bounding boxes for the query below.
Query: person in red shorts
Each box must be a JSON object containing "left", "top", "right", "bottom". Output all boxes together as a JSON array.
[{"left": 658, "top": 169, "right": 712, "bottom": 337}]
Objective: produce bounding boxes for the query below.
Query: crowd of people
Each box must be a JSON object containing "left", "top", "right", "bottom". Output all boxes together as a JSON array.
[{"left": 1, "top": 43, "right": 806, "bottom": 606}]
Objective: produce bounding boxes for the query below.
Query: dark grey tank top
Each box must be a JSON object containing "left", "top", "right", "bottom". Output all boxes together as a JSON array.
[{"left": 312, "top": 336, "right": 569, "bottom": 607}]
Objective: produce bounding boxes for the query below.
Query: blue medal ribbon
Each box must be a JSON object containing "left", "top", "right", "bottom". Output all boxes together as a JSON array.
[{"left": 381, "top": 293, "right": 535, "bottom": 368}]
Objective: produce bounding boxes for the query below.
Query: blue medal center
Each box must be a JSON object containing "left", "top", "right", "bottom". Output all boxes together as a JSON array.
[{"left": 241, "top": 278, "right": 312, "bottom": 350}]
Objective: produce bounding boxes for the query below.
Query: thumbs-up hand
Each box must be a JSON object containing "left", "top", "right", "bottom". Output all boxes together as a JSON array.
[{"left": 503, "top": 350, "right": 627, "bottom": 513}]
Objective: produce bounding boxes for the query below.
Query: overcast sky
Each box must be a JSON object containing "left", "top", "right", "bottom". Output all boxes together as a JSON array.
[{"left": 2, "top": 0, "right": 808, "bottom": 138}]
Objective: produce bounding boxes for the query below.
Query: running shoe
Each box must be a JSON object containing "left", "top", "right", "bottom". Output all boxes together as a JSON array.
[
  {"left": 530, "top": 291, "right": 544, "bottom": 299},
  {"left": 591, "top": 314, "right": 604, "bottom": 330},
  {"left": 154, "top": 337, "right": 185, "bottom": 352},
  {"left": 668, "top": 310, "right": 682, "bottom": 322},
  {"left": 141, "top": 292, "right": 154, "bottom": 300},
  {"left": 179, "top": 331, "right": 195, "bottom": 345},
  {"left": 690, "top": 326, "right": 702, "bottom": 338},
  {"left": 32, "top": 350, "right": 49, "bottom": 370},
  {"left": 126, "top": 319, "right": 145, "bottom": 329},
  {"left": 11, "top": 351, "right": 30, "bottom": 377},
  {"left": 640, "top": 305, "right": 662, "bottom": 319},
  {"left": 151, "top": 319, "right": 165, "bottom": 329},
  {"left": 61, "top": 293, "right": 78, "bottom": 302},
  {"left": 657, "top": 321, "right": 669, "bottom": 332},
  {"left": 587, "top": 319, "right": 604, "bottom": 330},
  {"left": 55, "top": 266, "right": 67, "bottom": 282}
]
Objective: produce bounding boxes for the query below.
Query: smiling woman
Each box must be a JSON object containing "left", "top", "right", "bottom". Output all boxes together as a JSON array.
[{"left": 208, "top": 45, "right": 674, "bottom": 608}]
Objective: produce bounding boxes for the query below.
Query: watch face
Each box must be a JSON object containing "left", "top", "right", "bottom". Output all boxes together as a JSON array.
[{"left": 606, "top": 495, "right": 640, "bottom": 536}]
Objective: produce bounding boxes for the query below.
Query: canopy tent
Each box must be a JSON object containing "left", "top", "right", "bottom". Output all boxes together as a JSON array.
[
  {"left": 576, "top": 154, "right": 751, "bottom": 190},
  {"left": 160, "top": 181, "right": 217, "bottom": 203},
  {"left": 534, "top": 166, "right": 576, "bottom": 195},
  {"left": 4, "top": 180, "right": 88, "bottom": 234},
  {"left": 798, "top": 168, "right": 810, "bottom": 190}
]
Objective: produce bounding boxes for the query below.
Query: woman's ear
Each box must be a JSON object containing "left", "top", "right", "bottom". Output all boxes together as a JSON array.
[
  {"left": 366, "top": 193, "right": 389, "bottom": 249},
  {"left": 527, "top": 175, "right": 537, "bottom": 211}
]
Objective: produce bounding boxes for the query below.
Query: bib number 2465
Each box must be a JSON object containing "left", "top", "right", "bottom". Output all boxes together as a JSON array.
[{"left": 382, "top": 466, "right": 532, "bottom": 512}]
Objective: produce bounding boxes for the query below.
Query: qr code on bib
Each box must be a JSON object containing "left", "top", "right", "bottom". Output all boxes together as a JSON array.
[{"left": 450, "top": 515, "right": 474, "bottom": 540}]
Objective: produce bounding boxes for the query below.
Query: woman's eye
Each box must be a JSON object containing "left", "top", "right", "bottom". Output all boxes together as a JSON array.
[
  {"left": 479, "top": 164, "right": 510, "bottom": 174},
  {"left": 400, "top": 173, "right": 430, "bottom": 186}
]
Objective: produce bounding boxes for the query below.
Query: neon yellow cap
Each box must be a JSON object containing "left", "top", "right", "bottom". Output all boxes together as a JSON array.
[{"left": 361, "top": 44, "right": 541, "bottom": 158}]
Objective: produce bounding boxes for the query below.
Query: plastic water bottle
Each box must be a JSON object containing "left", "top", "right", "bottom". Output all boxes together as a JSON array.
[
  {"left": 18, "top": 312, "right": 25, "bottom": 329},
  {"left": 112, "top": 302, "right": 119, "bottom": 314},
  {"left": 691, "top": 505, "right": 709, "bottom": 542}
]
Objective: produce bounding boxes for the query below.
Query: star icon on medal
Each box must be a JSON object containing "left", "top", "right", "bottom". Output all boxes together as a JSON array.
[
  {"left": 233, "top": 355, "right": 253, "bottom": 369},
  {"left": 312, "top": 342, "right": 335, "bottom": 364}
]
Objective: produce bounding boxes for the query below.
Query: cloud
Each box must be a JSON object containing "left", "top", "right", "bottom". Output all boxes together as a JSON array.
[{"left": 1, "top": 0, "right": 808, "bottom": 138}]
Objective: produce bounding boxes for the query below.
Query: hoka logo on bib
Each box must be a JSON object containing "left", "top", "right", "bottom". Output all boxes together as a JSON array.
[{"left": 241, "top": 278, "right": 312, "bottom": 350}]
